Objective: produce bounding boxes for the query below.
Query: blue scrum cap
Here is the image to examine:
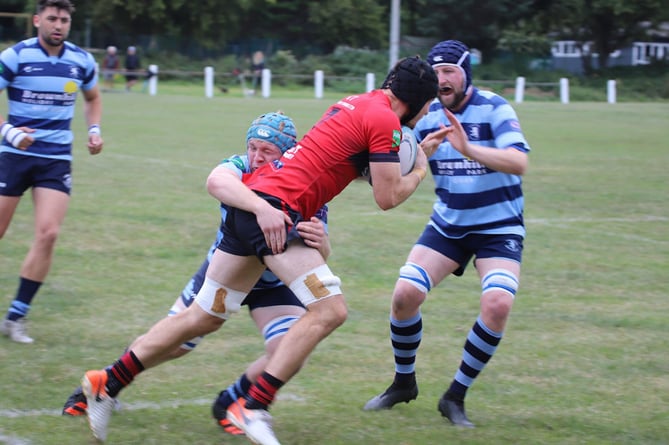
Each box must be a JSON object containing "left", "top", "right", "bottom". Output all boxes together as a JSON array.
[
  {"left": 427, "top": 40, "right": 472, "bottom": 93},
  {"left": 381, "top": 56, "right": 439, "bottom": 124},
  {"left": 246, "top": 112, "right": 297, "bottom": 153}
]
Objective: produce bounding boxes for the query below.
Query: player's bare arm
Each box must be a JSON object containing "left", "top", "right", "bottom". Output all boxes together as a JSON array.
[
  {"left": 368, "top": 161, "right": 424, "bottom": 211},
  {"left": 83, "top": 87, "right": 103, "bottom": 155}
]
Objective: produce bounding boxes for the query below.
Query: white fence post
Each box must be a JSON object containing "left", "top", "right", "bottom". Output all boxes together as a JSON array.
[
  {"left": 560, "top": 77, "right": 569, "bottom": 104},
  {"left": 366, "top": 73, "right": 375, "bottom": 92},
  {"left": 314, "top": 70, "right": 324, "bottom": 99},
  {"left": 204, "top": 66, "right": 214, "bottom": 98},
  {"left": 148, "top": 64, "right": 158, "bottom": 96},
  {"left": 261, "top": 68, "right": 271, "bottom": 98},
  {"left": 514, "top": 76, "right": 525, "bottom": 103},
  {"left": 607, "top": 80, "right": 617, "bottom": 104}
]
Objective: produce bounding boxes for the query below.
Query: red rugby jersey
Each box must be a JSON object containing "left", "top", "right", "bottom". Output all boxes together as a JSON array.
[{"left": 246, "top": 90, "right": 402, "bottom": 219}]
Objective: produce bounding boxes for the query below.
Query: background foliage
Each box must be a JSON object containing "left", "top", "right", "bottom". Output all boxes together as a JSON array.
[{"left": 1, "top": 0, "right": 667, "bottom": 71}]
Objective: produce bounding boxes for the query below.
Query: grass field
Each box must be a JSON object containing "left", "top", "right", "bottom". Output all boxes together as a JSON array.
[{"left": 1, "top": 90, "right": 668, "bottom": 445}]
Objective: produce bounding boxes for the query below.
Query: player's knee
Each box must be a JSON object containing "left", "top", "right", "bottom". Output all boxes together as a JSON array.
[
  {"left": 482, "top": 292, "right": 514, "bottom": 320},
  {"left": 182, "top": 304, "right": 225, "bottom": 336},
  {"left": 398, "top": 262, "right": 433, "bottom": 294},
  {"left": 36, "top": 225, "right": 60, "bottom": 247},
  {"left": 481, "top": 269, "right": 518, "bottom": 317},
  {"left": 326, "top": 297, "right": 348, "bottom": 328},
  {"left": 309, "top": 295, "right": 348, "bottom": 333},
  {"left": 392, "top": 282, "right": 426, "bottom": 313},
  {"left": 393, "top": 262, "right": 431, "bottom": 311}
]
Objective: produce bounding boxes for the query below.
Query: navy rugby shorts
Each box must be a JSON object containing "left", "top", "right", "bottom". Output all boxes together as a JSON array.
[
  {"left": 0, "top": 152, "right": 72, "bottom": 196},
  {"left": 217, "top": 192, "right": 305, "bottom": 260},
  {"left": 416, "top": 224, "right": 523, "bottom": 276}
]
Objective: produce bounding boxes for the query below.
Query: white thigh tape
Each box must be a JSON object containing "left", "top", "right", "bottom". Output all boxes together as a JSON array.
[
  {"left": 194, "top": 277, "right": 247, "bottom": 319},
  {"left": 288, "top": 264, "right": 342, "bottom": 306}
]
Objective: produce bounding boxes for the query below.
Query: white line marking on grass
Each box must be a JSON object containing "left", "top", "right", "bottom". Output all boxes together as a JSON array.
[
  {"left": 0, "top": 429, "right": 32, "bottom": 445},
  {"left": 526, "top": 215, "right": 669, "bottom": 244},
  {"left": 0, "top": 393, "right": 305, "bottom": 419},
  {"left": 102, "top": 152, "right": 207, "bottom": 170},
  {"left": 526, "top": 215, "right": 668, "bottom": 224}
]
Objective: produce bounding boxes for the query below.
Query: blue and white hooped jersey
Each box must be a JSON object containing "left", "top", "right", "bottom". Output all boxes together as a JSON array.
[
  {"left": 213, "top": 154, "right": 329, "bottom": 290},
  {"left": 414, "top": 88, "right": 530, "bottom": 239},
  {"left": 0, "top": 38, "right": 98, "bottom": 160}
]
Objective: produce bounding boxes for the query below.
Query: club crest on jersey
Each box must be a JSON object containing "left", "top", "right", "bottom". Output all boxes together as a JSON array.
[
  {"left": 468, "top": 124, "right": 480, "bottom": 141},
  {"left": 69, "top": 67, "right": 81, "bottom": 79},
  {"left": 392, "top": 129, "right": 401, "bottom": 148}
]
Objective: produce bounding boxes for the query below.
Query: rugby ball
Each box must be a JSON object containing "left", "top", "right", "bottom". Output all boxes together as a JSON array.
[{"left": 398, "top": 126, "right": 418, "bottom": 175}]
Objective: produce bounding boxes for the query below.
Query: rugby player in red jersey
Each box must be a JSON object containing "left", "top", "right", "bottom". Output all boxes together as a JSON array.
[{"left": 81, "top": 57, "right": 450, "bottom": 445}]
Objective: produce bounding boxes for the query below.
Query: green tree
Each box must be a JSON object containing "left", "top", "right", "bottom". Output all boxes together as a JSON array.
[
  {"left": 306, "top": 0, "right": 386, "bottom": 52},
  {"left": 78, "top": 0, "right": 263, "bottom": 50},
  {"left": 67, "top": 0, "right": 388, "bottom": 57},
  {"left": 527, "top": 0, "right": 666, "bottom": 72},
  {"left": 231, "top": 0, "right": 387, "bottom": 55},
  {"left": 410, "top": 0, "right": 536, "bottom": 56}
]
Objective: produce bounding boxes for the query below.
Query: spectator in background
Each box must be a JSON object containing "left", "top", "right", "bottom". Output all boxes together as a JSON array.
[
  {"left": 124, "top": 46, "right": 140, "bottom": 92},
  {"left": 102, "top": 45, "right": 119, "bottom": 91},
  {"left": 249, "top": 50, "right": 264, "bottom": 95}
]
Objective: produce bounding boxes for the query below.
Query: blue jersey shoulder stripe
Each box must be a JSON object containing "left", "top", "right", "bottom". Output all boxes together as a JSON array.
[
  {"left": 6, "top": 115, "right": 70, "bottom": 131},
  {"left": 430, "top": 214, "right": 524, "bottom": 238},
  {"left": 24, "top": 139, "right": 71, "bottom": 156},
  {"left": 436, "top": 183, "right": 523, "bottom": 210}
]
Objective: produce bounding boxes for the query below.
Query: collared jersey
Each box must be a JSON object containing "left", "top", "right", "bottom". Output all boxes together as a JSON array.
[
  {"left": 247, "top": 89, "right": 403, "bottom": 219},
  {"left": 414, "top": 88, "right": 531, "bottom": 239},
  {"left": 0, "top": 37, "right": 98, "bottom": 160}
]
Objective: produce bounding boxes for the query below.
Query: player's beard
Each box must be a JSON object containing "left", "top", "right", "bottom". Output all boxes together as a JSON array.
[
  {"left": 440, "top": 88, "right": 467, "bottom": 112},
  {"left": 42, "top": 32, "right": 65, "bottom": 48}
]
